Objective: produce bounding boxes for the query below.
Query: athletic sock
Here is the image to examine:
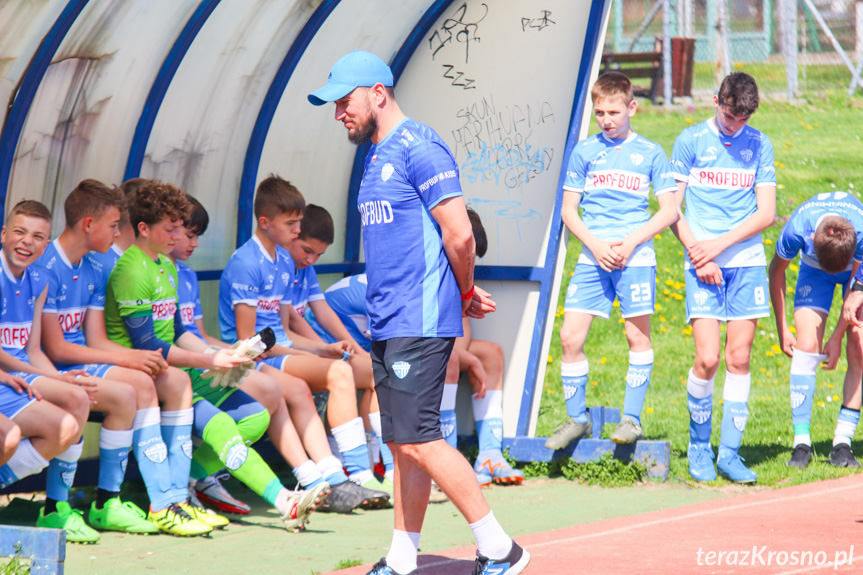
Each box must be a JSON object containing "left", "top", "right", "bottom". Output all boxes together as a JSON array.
[
  {"left": 687, "top": 369, "right": 714, "bottom": 445},
  {"left": 46, "top": 440, "right": 83, "bottom": 503},
  {"left": 439, "top": 383, "right": 459, "bottom": 449},
  {"left": 470, "top": 511, "right": 512, "bottom": 560},
  {"left": 833, "top": 407, "right": 861, "bottom": 447},
  {"left": 790, "top": 349, "right": 820, "bottom": 446},
  {"left": 161, "top": 408, "right": 194, "bottom": 505},
  {"left": 472, "top": 389, "right": 503, "bottom": 453},
  {"left": 719, "top": 372, "right": 751, "bottom": 456},
  {"left": 132, "top": 407, "right": 173, "bottom": 511},
  {"left": 316, "top": 455, "right": 348, "bottom": 486},
  {"left": 332, "top": 417, "right": 373, "bottom": 483},
  {"left": 0, "top": 438, "right": 49, "bottom": 488},
  {"left": 368, "top": 411, "right": 394, "bottom": 475},
  {"left": 385, "top": 530, "right": 421, "bottom": 574},
  {"left": 623, "top": 349, "right": 654, "bottom": 425},
  {"left": 98, "top": 427, "right": 134, "bottom": 496},
  {"left": 293, "top": 460, "right": 325, "bottom": 489},
  {"left": 562, "top": 361, "right": 589, "bottom": 423}
]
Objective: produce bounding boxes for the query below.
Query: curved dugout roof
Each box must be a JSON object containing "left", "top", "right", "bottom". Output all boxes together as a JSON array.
[{"left": 0, "top": 0, "right": 611, "bottom": 440}]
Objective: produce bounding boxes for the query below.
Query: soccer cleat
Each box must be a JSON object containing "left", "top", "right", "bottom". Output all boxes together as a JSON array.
[
  {"left": 38, "top": 501, "right": 101, "bottom": 544},
  {"left": 365, "top": 557, "right": 416, "bottom": 575},
  {"left": 786, "top": 444, "right": 812, "bottom": 469},
  {"left": 828, "top": 443, "right": 862, "bottom": 468},
  {"left": 148, "top": 503, "right": 212, "bottom": 537},
  {"left": 88, "top": 498, "right": 159, "bottom": 534},
  {"left": 428, "top": 484, "right": 449, "bottom": 503},
  {"left": 319, "top": 479, "right": 370, "bottom": 513},
  {"left": 374, "top": 477, "right": 395, "bottom": 495},
  {"left": 687, "top": 443, "right": 717, "bottom": 482},
  {"left": 474, "top": 451, "right": 524, "bottom": 486},
  {"left": 180, "top": 501, "right": 230, "bottom": 529},
  {"left": 610, "top": 417, "right": 644, "bottom": 444},
  {"left": 194, "top": 474, "right": 251, "bottom": 515},
  {"left": 472, "top": 541, "right": 531, "bottom": 575},
  {"left": 717, "top": 450, "right": 757, "bottom": 484},
  {"left": 358, "top": 478, "right": 392, "bottom": 509},
  {"left": 279, "top": 482, "right": 331, "bottom": 532},
  {"left": 544, "top": 417, "right": 592, "bottom": 450}
]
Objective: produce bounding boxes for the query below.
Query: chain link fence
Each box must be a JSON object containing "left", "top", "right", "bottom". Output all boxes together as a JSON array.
[{"left": 604, "top": 0, "right": 863, "bottom": 100}]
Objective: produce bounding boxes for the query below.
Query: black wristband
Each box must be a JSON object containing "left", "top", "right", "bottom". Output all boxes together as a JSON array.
[{"left": 851, "top": 279, "right": 863, "bottom": 293}]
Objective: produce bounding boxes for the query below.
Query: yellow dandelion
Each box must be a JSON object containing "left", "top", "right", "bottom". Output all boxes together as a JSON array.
[
  {"left": 660, "top": 326, "right": 666, "bottom": 332},
  {"left": 591, "top": 381, "right": 598, "bottom": 386},
  {"left": 828, "top": 384, "right": 834, "bottom": 389},
  {"left": 655, "top": 303, "right": 662, "bottom": 310},
  {"left": 600, "top": 357, "right": 607, "bottom": 364},
  {"left": 789, "top": 326, "right": 796, "bottom": 333},
  {"left": 655, "top": 234, "right": 662, "bottom": 240},
  {"left": 764, "top": 238, "right": 773, "bottom": 244},
  {"left": 685, "top": 118, "right": 692, "bottom": 123},
  {"left": 766, "top": 371, "right": 771, "bottom": 377},
  {"left": 766, "top": 351, "right": 774, "bottom": 357},
  {"left": 619, "top": 318, "right": 625, "bottom": 324},
  {"left": 771, "top": 345, "right": 781, "bottom": 354},
  {"left": 833, "top": 395, "right": 839, "bottom": 401},
  {"left": 548, "top": 355, "right": 553, "bottom": 363},
  {"left": 760, "top": 367, "right": 766, "bottom": 373},
  {"left": 806, "top": 125, "right": 813, "bottom": 130},
  {"left": 646, "top": 407, "right": 654, "bottom": 414},
  {"left": 818, "top": 401, "right": 825, "bottom": 407},
  {"left": 613, "top": 300, "right": 620, "bottom": 307}
]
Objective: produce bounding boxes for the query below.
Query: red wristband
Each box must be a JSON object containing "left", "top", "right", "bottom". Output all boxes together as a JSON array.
[{"left": 460, "top": 285, "right": 475, "bottom": 301}]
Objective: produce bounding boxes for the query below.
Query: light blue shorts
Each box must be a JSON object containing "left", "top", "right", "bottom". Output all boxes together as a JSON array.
[
  {"left": 57, "top": 363, "right": 116, "bottom": 379},
  {"left": 0, "top": 383, "right": 36, "bottom": 419},
  {"left": 564, "top": 264, "right": 656, "bottom": 319},
  {"left": 685, "top": 266, "right": 770, "bottom": 322},
  {"left": 793, "top": 262, "right": 850, "bottom": 315},
  {"left": 257, "top": 355, "right": 290, "bottom": 371}
]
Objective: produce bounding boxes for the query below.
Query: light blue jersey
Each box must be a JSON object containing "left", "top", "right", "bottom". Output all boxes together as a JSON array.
[
  {"left": 563, "top": 132, "right": 677, "bottom": 267},
  {"left": 290, "top": 265, "right": 324, "bottom": 319},
  {"left": 358, "top": 117, "right": 463, "bottom": 340},
  {"left": 307, "top": 274, "right": 372, "bottom": 352},
  {"left": 776, "top": 191, "right": 863, "bottom": 271},
  {"left": 671, "top": 118, "right": 776, "bottom": 268},
  {"left": 0, "top": 251, "right": 48, "bottom": 363},
  {"left": 219, "top": 236, "right": 293, "bottom": 346},
  {"left": 176, "top": 262, "right": 203, "bottom": 338},
  {"left": 86, "top": 244, "right": 123, "bottom": 279},
  {"left": 36, "top": 240, "right": 105, "bottom": 348}
]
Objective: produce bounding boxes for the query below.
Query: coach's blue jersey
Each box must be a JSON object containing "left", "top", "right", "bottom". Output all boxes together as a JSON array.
[
  {"left": 37, "top": 240, "right": 105, "bottom": 347},
  {"left": 306, "top": 273, "right": 372, "bottom": 352},
  {"left": 563, "top": 132, "right": 677, "bottom": 267},
  {"left": 219, "top": 236, "right": 293, "bottom": 346},
  {"left": 671, "top": 118, "right": 776, "bottom": 268},
  {"left": 776, "top": 192, "right": 863, "bottom": 271},
  {"left": 358, "top": 117, "right": 464, "bottom": 340},
  {"left": 176, "top": 262, "right": 203, "bottom": 338},
  {"left": 0, "top": 252, "right": 47, "bottom": 362},
  {"left": 290, "top": 264, "right": 324, "bottom": 319},
  {"left": 86, "top": 244, "right": 123, "bottom": 279}
]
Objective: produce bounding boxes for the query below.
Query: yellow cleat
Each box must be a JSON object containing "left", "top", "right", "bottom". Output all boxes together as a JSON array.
[
  {"left": 180, "top": 501, "right": 230, "bottom": 529},
  {"left": 148, "top": 503, "right": 212, "bottom": 537}
]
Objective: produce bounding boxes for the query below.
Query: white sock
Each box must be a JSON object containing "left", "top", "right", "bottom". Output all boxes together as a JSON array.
[
  {"left": 470, "top": 511, "right": 512, "bottom": 560},
  {"left": 133, "top": 407, "right": 161, "bottom": 429},
  {"left": 723, "top": 372, "right": 751, "bottom": 403},
  {"left": 385, "top": 530, "right": 421, "bottom": 574},
  {"left": 293, "top": 460, "right": 323, "bottom": 488},
  {"left": 332, "top": 417, "right": 366, "bottom": 452},
  {"left": 7, "top": 438, "right": 49, "bottom": 480},
  {"left": 316, "top": 455, "right": 344, "bottom": 479},
  {"left": 472, "top": 389, "right": 503, "bottom": 422},
  {"left": 274, "top": 487, "right": 290, "bottom": 516},
  {"left": 440, "top": 383, "right": 458, "bottom": 411},
  {"left": 367, "top": 430, "right": 380, "bottom": 467},
  {"left": 686, "top": 369, "right": 714, "bottom": 399}
]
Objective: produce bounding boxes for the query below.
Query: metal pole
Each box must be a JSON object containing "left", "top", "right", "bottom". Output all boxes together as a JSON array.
[
  {"left": 801, "top": 0, "right": 863, "bottom": 91},
  {"left": 628, "top": 0, "right": 664, "bottom": 52},
  {"left": 717, "top": 0, "right": 731, "bottom": 78},
  {"left": 684, "top": 0, "right": 693, "bottom": 37},
  {"left": 785, "top": 0, "right": 798, "bottom": 97},
  {"left": 664, "top": 0, "right": 673, "bottom": 105},
  {"left": 614, "top": 0, "right": 624, "bottom": 52}
]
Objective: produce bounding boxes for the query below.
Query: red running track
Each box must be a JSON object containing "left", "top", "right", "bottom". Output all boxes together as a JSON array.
[{"left": 327, "top": 473, "right": 863, "bottom": 575}]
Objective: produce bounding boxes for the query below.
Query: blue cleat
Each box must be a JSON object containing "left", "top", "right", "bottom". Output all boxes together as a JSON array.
[
  {"left": 687, "top": 442, "right": 717, "bottom": 482},
  {"left": 474, "top": 451, "right": 524, "bottom": 487},
  {"left": 365, "top": 558, "right": 415, "bottom": 575},
  {"left": 472, "top": 541, "right": 530, "bottom": 575},
  {"left": 717, "top": 449, "right": 757, "bottom": 484}
]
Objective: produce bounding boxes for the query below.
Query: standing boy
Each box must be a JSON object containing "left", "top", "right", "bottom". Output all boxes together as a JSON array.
[
  {"left": 768, "top": 191, "right": 863, "bottom": 468},
  {"left": 545, "top": 72, "right": 678, "bottom": 451},
  {"left": 671, "top": 72, "right": 776, "bottom": 483},
  {"left": 310, "top": 49, "right": 527, "bottom": 575}
]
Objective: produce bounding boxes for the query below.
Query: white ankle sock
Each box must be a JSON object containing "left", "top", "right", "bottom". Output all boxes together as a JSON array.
[{"left": 385, "top": 529, "right": 421, "bottom": 574}]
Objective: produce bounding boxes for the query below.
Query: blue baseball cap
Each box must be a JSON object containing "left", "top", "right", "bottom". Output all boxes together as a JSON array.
[{"left": 308, "top": 50, "right": 393, "bottom": 106}]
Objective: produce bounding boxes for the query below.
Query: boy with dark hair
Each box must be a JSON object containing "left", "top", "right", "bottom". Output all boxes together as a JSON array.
[
  {"left": 170, "top": 194, "right": 367, "bottom": 517},
  {"left": 768, "top": 192, "right": 863, "bottom": 468},
  {"left": 219, "top": 177, "right": 389, "bottom": 507},
  {"left": 0, "top": 199, "right": 99, "bottom": 542},
  {"left": 671, "top": 72, "right": 776, "bottom": 484},
  {"left": 86, "top": 178, "right": 141, "bottom": 276},
  {"left": 546, "top": 72, "right": 678, "bottom": 451}
]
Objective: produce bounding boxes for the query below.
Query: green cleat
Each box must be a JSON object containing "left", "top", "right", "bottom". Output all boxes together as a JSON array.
[
  {"left": 38, "top": 501, "right": 101, "bottom": 544},
  {"left": 88, "top": 498, "right": 159, "bottom": 534}
]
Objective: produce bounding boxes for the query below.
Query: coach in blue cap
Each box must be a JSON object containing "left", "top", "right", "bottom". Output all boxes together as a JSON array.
[{"left": 309, "top": 50, "right": 529, "bottom": 575}]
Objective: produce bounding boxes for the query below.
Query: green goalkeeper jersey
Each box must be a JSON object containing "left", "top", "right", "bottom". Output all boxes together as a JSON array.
[{"left": 104, "top": 244, "right": 179, "bottom": 348}]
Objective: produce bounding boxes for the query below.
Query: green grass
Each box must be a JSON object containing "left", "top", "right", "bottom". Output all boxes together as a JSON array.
[{"left": 536, "top": 90, "right": 863, "bottom": 488}]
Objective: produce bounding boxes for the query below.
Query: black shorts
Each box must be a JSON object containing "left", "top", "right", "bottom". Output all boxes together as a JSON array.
[{"left": 371, "top": 336, "right": 454, "bottom": 444}]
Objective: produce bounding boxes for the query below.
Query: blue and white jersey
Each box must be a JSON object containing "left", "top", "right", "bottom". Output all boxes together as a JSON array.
[
  {"left": 36, "top": 240, "right": 105, "bottom": 347},
  {"left": 176, "top": 262, "right": 203, "bottom": 338},
  {"left": 307, "top": 273, "right": 372, "bottom": 352},
  {"left": 86, "top": 244, "right": 123, "bottom": 279},
  {"left": 777, "top": 192, "right": 863, "bottom": 271},
  {"left": 219, "top": 235, "right": 293, "bottom": 346},
  {"left": 563, "top": 132, "right": 677, "bottom": 267},
  {"left": 0, "top": 251, "right": 48, "bottom": 363},
  {"left": 671, "top": 118, "right": 776, "bottom": 268},
  {"left": 358, "top": 117, "right": 463, "bottom": 340},
  {"left": 290, "top": 264, "right": 324, "bottom": 319}
]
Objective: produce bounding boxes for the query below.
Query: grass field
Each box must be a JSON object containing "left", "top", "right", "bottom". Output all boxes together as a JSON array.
[{"left": 535, "top": 88, "right": 863, "bottom": 487}]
